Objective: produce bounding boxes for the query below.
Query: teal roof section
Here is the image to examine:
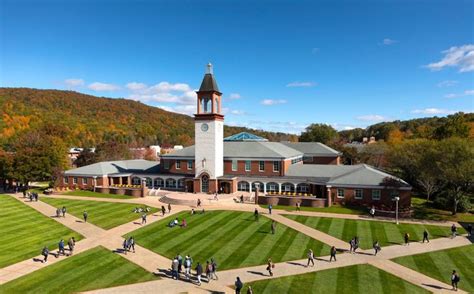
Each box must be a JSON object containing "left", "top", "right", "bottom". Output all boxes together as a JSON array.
[{"left": 224, "top": 132, "right": 268, "bottom": 142}]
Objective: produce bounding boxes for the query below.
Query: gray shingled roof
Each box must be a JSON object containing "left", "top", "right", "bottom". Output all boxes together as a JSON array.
[
  {"left": 281, "top": 142, "right": 341, "bottom": 156},
  {"left": 64, "top": 160, "right": 160, "bottom": 176},
  {"left": 198, "top": 73, "right": 220, "bottom": 93},
  {"left": 162, "top": 141, "right": 303, "bottom": 159}
]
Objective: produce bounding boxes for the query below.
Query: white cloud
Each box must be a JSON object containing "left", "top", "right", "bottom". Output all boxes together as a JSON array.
[
  {"left": 426, "top": 44, "right": 474, "bottom": 72},
  {"left": 230, "top": 110, "right": 246, "bottom": 115},
  {"left": 411, "top": 108, "right": 457, "bottom": 115},
  {"left": 382, "top": 38, "right": 398, "bottom": 45},
  {"left": 126, "top": 82, "right": 147, "bottom": 90},
  {"left": 64, "top": 78, "right": 84, "bottom": 87},
  {"left": 444, "top": 89, "right": 474, "bottom": 98},
  {"left": 355, "top": 114, "right": 387, "bottom": 122},
  {"left": 437, "top": 80, "right": 459, "bottom": 87},
  {"left": 286, "top": 81, "right": 316, "bottom": 88},
  {"left": 228, "top": 93, "right": 241, "bottom": 100},
  {"left": 261, "top": 99, "right": 287, "bottom": 106},
  {"left": 88, "top": 82, "right": 120, "bottom": 91},
  {"left": 157, "top": 104, "right": 196, "bottom": 116}
]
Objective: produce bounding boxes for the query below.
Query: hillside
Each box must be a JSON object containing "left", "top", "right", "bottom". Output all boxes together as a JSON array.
[{"left": 0, "top": 88, "right": 298, "bottom": 148}]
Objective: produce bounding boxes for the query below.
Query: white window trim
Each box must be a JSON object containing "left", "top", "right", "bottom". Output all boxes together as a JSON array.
[
  {"left": 73, "top": 177, "right": 78, "bottom": 184},
  {"left": 245, "top": 161, "right": 251, "bottom": 172},
  {"left": 259, "top": 161, "right": 265, "bottom": 172},
  {"left": 64, "top": 177, "right": 69, "bottom": 184},
  {"left": 354, "top": 189, "right": 363, "bottom": 199},
  {"left": 232, "top": 160, "right": 238, "bottom": 171},
  {"left": 164, "top": 160, "right": 170, "bottom": 170},
  {"left": 176, "top": 160, "right": 181, "bottom": 170},
  {"left": 82, "top": 178, "right": 87, "bottom": 185},
  {"left": 337, "top": 188, "right": 345, "bottom": 198},
  {"left": 273, "top": 161, "right": 280, "bottom": 172},
  {"left": 187, "top": 160, "right": 192, "bottom": 170},
  {"left": 372, "top": 190, "right": 381, "bottom": 200}
]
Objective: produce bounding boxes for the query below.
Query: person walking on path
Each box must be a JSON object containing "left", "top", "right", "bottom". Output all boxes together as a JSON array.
[
  {"left": 122, "top": 238, "right": 128, "bottom": 254},
  {"left": 349, "top": 238, "right": 355, "bottom": 254},
  {"left": 306, "top": 249, "right": 315, "bottom": 267},
  {"left": 451, "top": 270, "right": 460, "bottom": 291},
  {"left": 268, "top": 204, "right": 272, "bottom": 215},
  {"left": 296, "top": 202, "right": 301, "bottom": 212},
  {"left": 330, "top": 246, "right": 337, "bottom": 262},
  {"left": 171, "top": 257, "right": 179, "bottom": 280},
  {"left": 205, "top": 261, "right": 212, "bottom": 282},
  {"left": 57, "top": 239, "right": 66, "bottom": 256},
  {"left": 235, "top": 277, "right": 243, "bottom": 294},
  {"left": 422, "top": 230, "right": 430, "bottom": 243},
  {"left": 128, "top": 236, "right": 135, "bottom": 253},
  {"left": 61, "top": 206, "right": 67, "bottom": 218},
  {"left": 467, "top": 224, "right": 472, "bottom": 237},
  {"left": 271, "top": 220, "right": 276, "bottom": 235},
  {"left": 41, "top": 246, "right": 49, "bottom": 263},
  {"left": 404, "top": 233, "right": 410, "bottom": 245},
  {"left": 254, "top": 208, "right": 259, "bottom": 221},
  {"left": 184, "top": 256, "right": 191, "bottom": 280},
  {"left": 161, "top": 206, "right": 166, "bottom": 216},
  {"left": 369, "top": 206, "right": 375, "bottom": 218},
  {"left": 68, "top": 237, "right": 75, "bottom": 255},
  {"left": 141, "top": 213, "right": 147, "bottom": 225},
  {"left": 168, "top": 203, "right": 172, "bottom": 214},
  {"left": 373, "top": 240, "right": 381, "bottom": 256},
  {"left": 195, "top": 262, "right": 203, "bottom": 286},
  {"left": 266, "top": 258, "right": 274, "bottom": 276},
  {"left": 197, "top": 198, "right": 201, "bottom": 207},
  {"left": 451, "top": 224, "right": 457, "bottom": 238},
  {"left": 56, "top": 208, "right": 61, "bottom": 218},
  {"left": 354, "top": 237, "right": 359, "bottom": 253},
  {"left": 177, "top": 254, "right": 183, "bottom": 273},
  {"left": 211, "top": 258, "right": 218, "bottom": 280},
  {"left": 83, "top": 211, "right": 88, "bottom": 223}
]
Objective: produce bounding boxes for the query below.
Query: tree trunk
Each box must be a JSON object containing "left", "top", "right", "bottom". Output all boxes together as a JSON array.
[{"left": 452, "top": 197, "right": 458, "bottom": 215}]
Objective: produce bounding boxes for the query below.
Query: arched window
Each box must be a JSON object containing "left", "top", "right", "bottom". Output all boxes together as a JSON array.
[
  {"left": 201, "top": 97, "right": 211, "bottom": 113},
  {"left": 166, "top": 178, "right": 176, "bottom": 188},
  {"left": 237, "top": 181, "right": 250, "bottom": 192},
  {"left": 251, "top": 182, "right": 264, "bottom": 192},
  {"left": 201, "top": 175, "right": 209, "bottom": 193},
  {"left": 178, "top": 179, "right": 185, "bottom": 188},
  {"left": 132, "top": 177, "right": 141, "bottom": 185},
  {"left": 297, "top": 183, "right": 309, "bottom": 193},
  {"left": 266, "top": 182, "right": 279, "bottom": 193},
  {"left": 145, "top": 177, "right": 153, "bottom": 188},
  {"left": 282, "top": 183, "right": 295, "bottom": 192},
  {"left": 154, "top": 178, "right": 164, "bottom": 188},
  {"left": 215, "top": 98, "right": 219, "bottom": 113}
]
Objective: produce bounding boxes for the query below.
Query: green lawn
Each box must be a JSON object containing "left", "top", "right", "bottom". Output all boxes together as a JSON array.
[
  {"left": 245, "top": 264, "right": 429, "bottom": 294},
  {"left": 125, "top": 210, "right": 331, "bottom": 270},
  {"left": 41, "top": 197, "right": 157, "bottom": 230},
  {"left": 0, "top": 246, "right": 159, "bottom": 294},
  {"left": 284, "top": 215, "right": 466, "bottom": 249},
  {"left": 0, "top": 195, "right": 83, "bottom": 268},
  {"left": 412, "top": 197, "right": 474, "bottom": 223},
  {"left": 60, "top": 190, "right": 135, "bottom": 200},
  {"left": 393, "top": 245, "right": 474, "bottom": 293},
  {"left": 260, "top": 204, "right": 366, "bottom": 215}
]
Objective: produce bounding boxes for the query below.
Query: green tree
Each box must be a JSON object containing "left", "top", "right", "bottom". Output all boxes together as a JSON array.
[
  {"left": 74, "top": 148, "right": 98, "bottom": 167},
  {"left": 434, "top": 112, "right": 470, "bottom": 140},
  {"left": 300, "top": 124, "right": 338, "bottom": 144},
  {"left": 95, "top": 141, "right": 132, "bottom": 161}
]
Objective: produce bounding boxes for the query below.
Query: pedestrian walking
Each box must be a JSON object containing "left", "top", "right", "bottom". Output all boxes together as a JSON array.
[
  {"left": 161, "top": 205, "right": 166, "bottom": 216},
  {"left": 306, "top": 249, "right": 314, "bottom": 267},
  {"left": 177, "top": 254, "right": 183, "bottom": 273},
  {"left": 58, "top": 239, "right": 66, "bottom": 256},
  {"left": 330, "top": 246, "right": 337, "bottom": 262},
  {"left": 197, "top": 198, "right": 201, "bottom": 207},
  {"left": 271, "top": 220, "right": 276, "bottom": 235},
  {"left": 246, "top": 286, "right": 253, "bottom": 294},
  {"left": 41, "top": 246, "right": 49, "bottom": 263},
  {"left": 467, "top": 224, "right": 472, "bottom": 237},
  {"left": 141, "top": 213, "right": 147, "bottom": 225},
  {"left": 122, "top": 238, "right": 128, "bottom": 254},
  {"left": 61, "top": 206, "right": 66, "bottom": 218},
  {"left": 168, "top": 203, "right": 172, "bottom": 213},
  {"left": 214, "top": 192, "right": 219, "bottom": 201},
  {"left": 171, "top": 257, "right": 179, "bottom": 280},
  {"left": 404, "top": 232, "right": 410, "bottom": 245},
  {"left": 83, "top": 211, "right": 88, "bottom": 223},
  {"left": 195, "top": 262, "right": 203, "bottom": 285},
  {"left": 184, "top": 256, "right": 191, "bottom": 280},
  {"left": 235, "top": 277, "right": 243, "bottom": 294},
  {"left": 422, "top": 230, "right": 429, "bottom": 243},
  {"left": 266, "top": 258, "right": 274, "bottom": 276},
  {"left": 254, "top": 208, "right": 259, "bottom": 221},
  {"left": 349, "top": 238, "right": 354, "bottom": 253},
  {"left": 451, "top": 224, "right": 457, "bottom": 238},
  {"left": 268, "top": 204, "right": 272, "bottom": 215},
  {"left": 369, "top": 206, "right": 375, "bottom": 218},
  {"left": 354, "top": 237, "right": 359, "bottom": 253},
  {"left": 56, "top": 208, "right": 61, "bottom": 218},
  {"left": 211, "top": 258, "right": 218, "bottom": 280},
  {"left": 68, "top": 237, "right": 75, "bottom": 255},
  {"left": 373, "top": 240, "right": 381, "bottom": 256},
  {"left": 296, "top": 202, "right": 301, "bottom": 212},
  {"left": 205, "top": 261, "right": 212, "bottom": 282},
  {"left": 128, "top": 236, "right": 135, "bottom": 253},
  {"left": 451, "top": 270, "right": 460, "bottom": 291},
  {"left": 240, "top": 194, "right": 244, "bottom": 203}
]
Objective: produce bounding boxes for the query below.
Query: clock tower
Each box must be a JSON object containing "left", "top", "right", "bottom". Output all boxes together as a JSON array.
[{"left": 194, "top": 63, "right": 224, "bottom": 193}]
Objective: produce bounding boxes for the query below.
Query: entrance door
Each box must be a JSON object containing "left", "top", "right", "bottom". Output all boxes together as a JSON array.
[{"left": 201, "top": 175, "right": 209, "bottom": 193}]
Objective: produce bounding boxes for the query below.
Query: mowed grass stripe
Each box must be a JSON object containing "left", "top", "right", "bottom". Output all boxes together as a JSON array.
[
  {"left": 0, "top": 246, "right": 159, "bottom": 294},
  {"left": 246, "top": 264, "right": 430, "bottom": 293},
  {"left": 0, "top": 196, "right": 83, "bottom": 268},
  {"left": 393, "top": 245, "right": 474, "bottom": 293},
  {"left": 126, "top": 210, "right": 329, "bottom": 270},
  {"left": 284, "top": 215, "right": 465, "bottom": 249},
  {"left": 41, "top": 197, "right": 157, "bottom": 229}
]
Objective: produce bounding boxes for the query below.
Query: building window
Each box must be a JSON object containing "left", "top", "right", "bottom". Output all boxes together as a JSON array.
[
  {"left": 390, "top": 190, "right": 399, "bottom": 199},
  {"left": 354, "top": 189, "right": 363, "bottom": 199},
  {"left": 73, "top": 177, "right": 78, "bottom": 184},
  {"left": 64, "top": 177, "right": 69, "bottom": 184},
  {"left": 303, "top": 156, "right": 312, "bottom": 162},
  {"left": 273, "top": 161, "right": 280, "bottom": 172},
  {"left": 166, "top": 178, "right": 176, "bottom": 188},
  {"left": 237, "top": 181, "right": 250, "bottom": 191},
  {"left": 132, "top": 177, "right": 141, "bottom": 185},
  {"left": 337, "top": 189, "right": 345, "bottom": 198},
  {"left": 164, "top": 160, "right": 170, "bottom": 170},
  {"left": 82, "top": 178, "right": 87, "bottom": 185},
  {"left": 282, "top": 183, "right": 294, "bottom": 192},
  {"left": 259, "top": 161, "right": 265, "bottom": 172},
  {"left": 187, "top": 160, "right": 192, "bottom": 170},
  {"left": 232, "top": 160, "right": 238, "bottom": 171},
  {"left": 245, "top": 161, "right": 251, "bottom": 171},
  {"left": 176, "top": 160, "right": 181, "bottom": 170},
  {"left": 372, "top": 190, "right": 381, "bottom": 200},
  {"left": 178, "top": 179, "right": 185, "bottom": 188},
  {"left": 154, "top": 178, "right": 164, "bottom": 187}
]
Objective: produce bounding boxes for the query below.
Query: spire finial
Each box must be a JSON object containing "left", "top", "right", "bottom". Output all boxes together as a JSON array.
[{"left": 206, "top": 62, "right": 213, "bottom": 74}]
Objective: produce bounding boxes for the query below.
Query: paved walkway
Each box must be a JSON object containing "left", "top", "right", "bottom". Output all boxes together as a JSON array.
[{"left": 1, "top": 193, "right": 471, "bottom": 294}]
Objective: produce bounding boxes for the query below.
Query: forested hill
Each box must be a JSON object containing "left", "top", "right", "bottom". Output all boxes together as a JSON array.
[{"left": 0, "top": 87, "right": 297, "bottom": 148}]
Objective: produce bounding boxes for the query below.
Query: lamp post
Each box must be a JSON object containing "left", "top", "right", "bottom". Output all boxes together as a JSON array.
[{"left": 394, "top": 196, "right": 400, "bottom": 225}]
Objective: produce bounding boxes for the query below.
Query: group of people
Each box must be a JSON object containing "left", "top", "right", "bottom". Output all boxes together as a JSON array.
[
  {"left": 161, "top": 203, "right": 172, "bottom": 216},
  {"left": 122, "top": 236, "right": 135, "bottom": 254},
  {"left": 168, "top": 218, "right": 187, "bottom": 228},
  {"left": 133, "top": 206, "right": 151, "bottom": 213},
  {"left": 170, "top": 255, "right": 218, "bottom": 286},
  {"left": 55, "top": 206, "right": 67, "bottom": 218},
  {"left": 40, "top": 237, "right": 76, "bottom": 263},
  {"left": 349, "top": 237, "right": 360, "bottom": 253},
  {"left": 26, "top": 191, "right": 39, "bottom": 202}
]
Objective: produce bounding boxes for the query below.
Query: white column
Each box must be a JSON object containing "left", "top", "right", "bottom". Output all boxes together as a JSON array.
[
  {"left": 278, "top": 183, "right": 282, "bottom": 193},
  {"left": 263, "top": 183, "right": 267, "bottom": 194},
  {"left": 176, "top": 179, "right": 179, "bottom": 189},
  {"left": 294, "top": 183, "right": 298, "bottom": 193},
  {"left": 249, "top": 182, "right": 252, "bottom": 193}
]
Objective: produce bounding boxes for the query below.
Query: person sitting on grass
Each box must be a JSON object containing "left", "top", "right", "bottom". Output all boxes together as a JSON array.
[
  {"left": 191, "top": 208, "right": 195, "bottom": 215},
  {"left": 169, "top": 218, "right": 179, "bottom": 228},
  {"left": 180, "top": 219, "right": 187, "bottom": 228}
]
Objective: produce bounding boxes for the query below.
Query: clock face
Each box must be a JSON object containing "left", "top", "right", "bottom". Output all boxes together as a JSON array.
[{"left": 201, "top": 123, "right": 209, "bottom": 132}]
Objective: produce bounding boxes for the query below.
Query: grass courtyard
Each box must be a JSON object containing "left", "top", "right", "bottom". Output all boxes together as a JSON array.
[
  {"left": 244, "top": 264, "right": 429, "bottom": 293},
  {"left": 0, "top": 246, "right": 159, "bottom": 294},
  {"left": 393, "top": 245, "right": 474, "bottom": 293},
  {"left": 284, "top": 215, "right": 465, "bottom": 249},
  {"left": 0, "top": 195, "right": 83, "bottom": 268},
  {"left": 125, "top": 210, "right": 331, "bottom": 270},
  {"left": 41, "top": 197, "right": 158, "bottom": 230},
  {"left": 259, "top": 204, "right": 366, "bottom": 215},
  {"left": 61, "top": 190, "right": 135, "bottom": 200}
]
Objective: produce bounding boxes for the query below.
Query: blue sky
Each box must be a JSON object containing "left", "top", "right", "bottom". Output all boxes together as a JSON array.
[{"left": 1, "top": 0, "right": 473, "bottom": 134}]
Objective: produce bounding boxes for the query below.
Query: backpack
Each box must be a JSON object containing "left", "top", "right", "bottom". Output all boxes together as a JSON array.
[{"left": 456, "top": 275, "right": 461, "bottom": 282}]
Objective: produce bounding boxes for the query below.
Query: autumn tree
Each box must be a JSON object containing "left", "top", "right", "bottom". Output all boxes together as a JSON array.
[
  {"left": 434, "top": 112, "right": 470, "bottom": 140},
  {"left": 74, "top": 148, "right": 98, "bottom": 167},
  {"left": 95, "top": 141, "right": 132, "bottom": 161},
  {"left": 300, "top": 124, "right": 338, "bottom": 144}
]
